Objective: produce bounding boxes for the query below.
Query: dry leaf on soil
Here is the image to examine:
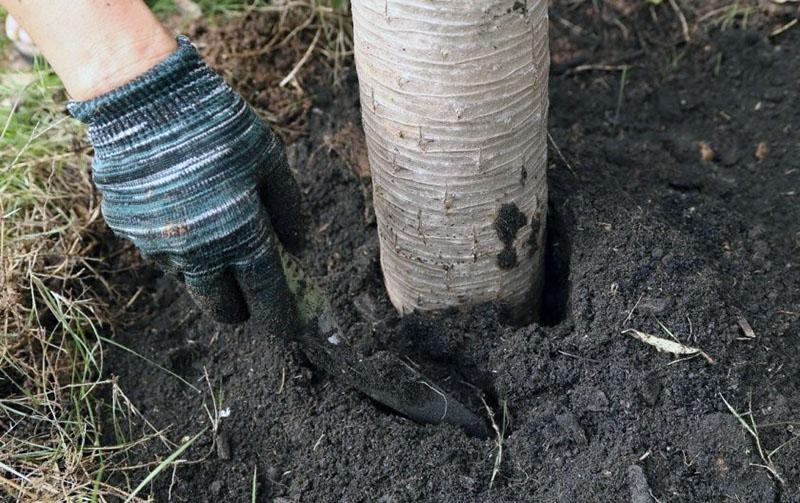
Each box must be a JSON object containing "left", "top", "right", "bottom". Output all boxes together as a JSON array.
[
  {"left": 697, "top": 141, "right": 715, "bottom": 162},
  {"left": 622, "top": 328, "right": 715, "bottom": 364},
  {"left": 755, "top": 141, "right": 769, "bottom": 161}
]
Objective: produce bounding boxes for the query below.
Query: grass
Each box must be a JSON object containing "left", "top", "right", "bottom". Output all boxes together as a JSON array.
[
  {"left": 613, "top": 65, "right": 629, "bottom": 123},
  {"left": 719, "top": 2, "right": 755, "bottom": 32},
  {"left": 147, "top": 0, "right": 348, "bottom": 17},
  {"left": 0, "top": 54, "right": 127, "bottom": 500},
  {"left": 124, "top": 428, "right": 206, "bottom": 503},
  {"left": 1, "top": 2, "right": 351, "bottom": 500},
  {"left": 720, "top": 393, "right": 799, "bottom": 486},
  {"left": 147, "top": 0, "right": 352, "bottom": 86},
  {"left": 251, "top": 465, "right": 258, "bottom": 503},
  {"left": 482, "top": 397, "right": 509, "bottom": 490},
  {"left": 147, "top": 0, "right": 269, "bottom": 16},
  {"left": 0, "top": 50, "right": 204, "bottom": 500},
  {"left": 0, "top": 46, "right": 217, "bottom": 503}
]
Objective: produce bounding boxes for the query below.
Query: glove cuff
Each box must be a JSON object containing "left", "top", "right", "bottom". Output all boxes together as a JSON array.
[{"left": 67, "top": 36, "right": 233, "bottom": 154}]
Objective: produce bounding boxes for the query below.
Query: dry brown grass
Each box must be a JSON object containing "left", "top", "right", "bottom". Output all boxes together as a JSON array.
[
  {"left": 0, "top": 53, "right": 152, "bottom": 501},
  {"left": 1, "top": 2, "right": 351, "bottom": 500}
]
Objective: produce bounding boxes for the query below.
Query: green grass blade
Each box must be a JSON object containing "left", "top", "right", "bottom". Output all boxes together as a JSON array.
[
  {"left": 251, "top": 465, "right": 258, "bottom": 503},
  {"left": 98, "top": 336, "right": 201, "bottom": 394},
  {"left": 125, "top": 428, "right": 207, "bottom": 503}
]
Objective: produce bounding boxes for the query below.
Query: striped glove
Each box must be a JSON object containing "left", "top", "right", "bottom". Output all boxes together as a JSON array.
[{"left": 68, "top": 36, "right": 303, "bottom": 326}]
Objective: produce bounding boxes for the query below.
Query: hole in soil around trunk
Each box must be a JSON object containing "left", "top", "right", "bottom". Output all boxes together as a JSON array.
[{"left": 539, "top": 202, "right": 573, "bottom": 326}]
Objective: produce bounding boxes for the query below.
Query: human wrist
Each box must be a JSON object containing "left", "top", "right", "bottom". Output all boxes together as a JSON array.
[
  {"left": 64, "top": 28, "right": 177, "bottom": 101},
  {"left": 68, "top": 36, "right": 248, "bottom": 160},
  {"left": 0, "top": 0, "right": 178, "bottom": 101}
]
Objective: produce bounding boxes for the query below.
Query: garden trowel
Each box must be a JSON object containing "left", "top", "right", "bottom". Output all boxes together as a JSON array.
[{"left": 278, "top": 248, "right": 489, "bottom": 438}]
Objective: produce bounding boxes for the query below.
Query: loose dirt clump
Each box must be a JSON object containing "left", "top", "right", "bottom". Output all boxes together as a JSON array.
[{"left": 105, "top": 3, "right": 799, "bottom": 502}]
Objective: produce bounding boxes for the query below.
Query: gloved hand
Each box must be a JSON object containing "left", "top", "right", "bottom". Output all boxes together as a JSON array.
[{"left": 68, "top": 36, "right": 304, "bottom": 326}]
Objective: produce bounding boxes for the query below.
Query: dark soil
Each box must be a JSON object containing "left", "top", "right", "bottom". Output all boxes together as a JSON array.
[{"left": 106, "top": 2, "right": 799, "bottom": 501}]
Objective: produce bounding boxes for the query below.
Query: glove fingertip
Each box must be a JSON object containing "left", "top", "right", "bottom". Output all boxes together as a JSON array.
[
  {"left": 185, "top": 270, "right": 249, "bottom": 324},
  {"left": 257, "top": 153, "right": 307, "bottom": 255},
  {"left": 234, "top": 244, "right": 298, "bottom": 336}
]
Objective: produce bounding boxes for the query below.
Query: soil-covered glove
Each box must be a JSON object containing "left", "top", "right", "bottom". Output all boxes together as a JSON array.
[{"left": 68, "top": 36, "right": 303, "bottom": 326}]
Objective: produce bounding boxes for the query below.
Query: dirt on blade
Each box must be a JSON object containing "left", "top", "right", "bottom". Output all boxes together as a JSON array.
[{"left": 104, "top": 3, "right": 799, "bottom": 502}]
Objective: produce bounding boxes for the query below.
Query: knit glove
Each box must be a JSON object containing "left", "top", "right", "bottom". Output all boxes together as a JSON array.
[{"left": 68, "top": 36, "right": 303, "bottom": 326}]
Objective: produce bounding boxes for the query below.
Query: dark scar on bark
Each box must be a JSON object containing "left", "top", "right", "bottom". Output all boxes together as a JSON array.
[
  {"left": 528, "top": 211, "right": 542, "bottom": 257},
  {"left": 519, "top": 166, "right": 527, "bottom": 186},
  {"left": 494, "top": 203, "right": 527, "bottom": 270}
]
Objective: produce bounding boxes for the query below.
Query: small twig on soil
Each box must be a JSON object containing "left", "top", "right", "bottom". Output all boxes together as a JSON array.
[
  {"left": 622, "top": 293, "right": 645, "bottom": 326},
  {"left": 123, "top": 286, "right": 144, "bottom": 309},
  {"left": 100, "top": 335, "right": 201, "bottom": 393},
  {"left": 768, "top": 432, "right": 800, "bottom": 460},
  {"left": 0, "top": 462, "right": 47, "bottom": 493},
  {"left": 228, "top": 23, "right": 286, "bottom": 60},
  {"left": 278, "top": 366, "right": 286, "bottom": 394},
  {"left": 280, "top": 27, "right": 322, "bottom": 87},
  {"left": 720, "top": 393, "right": 786, "bottom": 485},
  {"left": 655, "top": 319, "right": 680, "bottom": 343},
  {"left": 202, "top": 367, "right": 221, "bottom": 436},
  {"left": 668, "top": 0, "right": 691, "bottom": 43},
  {"left": 0, "top": 475, "right": 39, "bottom": 500},
  {"left": 482, "top": 397, "right": 508, "bottom": 490},
  {"left": 649, "top": 489, "right": 664, "bottom": 503},
  {"left": 696, "top": 5, "right": 730, "bottom": 24},
  {"left": 168, "top": 464, "right": 178, "bottom": 502},
  {"left": 419, "top": 380, "right": 448, "bottom": 421},
  {"left": 276, "top": 5, "right": 318, "bottom": 49},
  {"left": 770, "top": 18, "right": 798, "bottom": 38},
  {"left": 602, "top": 10, "right": 630, "bottom": 40},
  {"left": 547, "top": 132, "right": 576, "bottom": 176},
  {"left": 313, "top": 434, "right": 326, "bottom": 451},
  {"left": 112, "top": 381, "right": 174, "bottom": 449},
  {"left": 622, "top": 328, "right": 715, "bottom": 364},
  {"left": 667, "top": 352, "right": 705, "bottom": 365},
  {"left": 564, "top": 63, "right": 633, "bottom": 75},
  {"left": 557, "top": 350, "right": 600, "bottom": 364},
  {"left": 551, "top": 13, "right": 587, "bottom": 35}
]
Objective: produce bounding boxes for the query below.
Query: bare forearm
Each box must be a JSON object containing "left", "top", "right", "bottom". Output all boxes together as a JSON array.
[{"left": 1, "top": 0, "right": 176, "bottom": 100}]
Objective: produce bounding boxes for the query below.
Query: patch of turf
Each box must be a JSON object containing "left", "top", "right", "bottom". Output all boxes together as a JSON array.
[{"left": 0, "top": 52, "right": 153, "bottom": 502}]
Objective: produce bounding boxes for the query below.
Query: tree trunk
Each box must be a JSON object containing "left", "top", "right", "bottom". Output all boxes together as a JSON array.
[{"left": 352, "top": 0, "right": 549, "bottom": 318}]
